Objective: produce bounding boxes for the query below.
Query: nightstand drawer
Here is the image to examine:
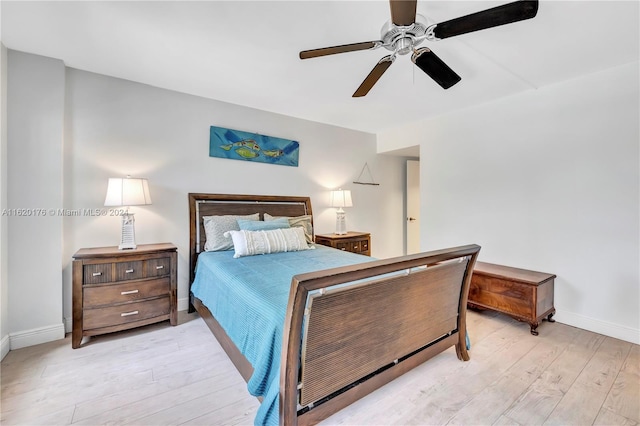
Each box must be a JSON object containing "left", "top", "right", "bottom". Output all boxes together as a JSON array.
[
  {"left": 83, "top": 264, "right": 112, "bottom": 284},
  {"left": 315, "top": 232, "right": 371, "bottom": 256},
  {"left": 334, "top": 240, "right": 368, "bottom": 252},
  {"left": 146, "top": 258, "right": 171, "bottom": 277},
  {"left": 352, "top": 239, "right": 368, "bottom": 253},
  {"left": 83, "top": 278, "right": 170, "bottom": 308},
  {"left": 84, "top": 296, "right": 170, "bottom": 330},
  {"left": 115, "top": 261, "right": 144, "bottom": 281},
  {"left": 336, "top": 242, "right": 350, "bottom": 251}
]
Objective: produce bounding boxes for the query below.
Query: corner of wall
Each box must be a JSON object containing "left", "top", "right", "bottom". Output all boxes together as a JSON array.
[
  {"left": 6, "top": 50, "right": 65, "bottom": 349},
  {"left": 1, "top": 334, "right": 9, "bottom": 360},
  {"left": 1, "top": 43, "right": 9, "bottom": 360}
]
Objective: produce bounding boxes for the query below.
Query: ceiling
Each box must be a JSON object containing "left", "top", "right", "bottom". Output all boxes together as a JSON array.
[{"left": 1, "top": 1, "right": 638, "bottom": 134}]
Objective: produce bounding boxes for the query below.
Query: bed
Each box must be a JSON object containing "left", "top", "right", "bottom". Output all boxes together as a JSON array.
[{"left": 188, "top": 193, "right": 480, "bottom": 426}]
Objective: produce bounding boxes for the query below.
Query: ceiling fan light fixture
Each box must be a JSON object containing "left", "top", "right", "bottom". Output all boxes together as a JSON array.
[{"left": 394, "top": 37, "right": 414, "bottom": 55}]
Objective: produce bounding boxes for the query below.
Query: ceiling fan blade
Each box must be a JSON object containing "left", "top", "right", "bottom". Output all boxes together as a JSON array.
[
  {"left": 300, "top": 41, "right": 381, "bottom": 60},
  {"left": 433, "top": 0, "right": 538, "bottom": 40},
  {"left": 412, "top": 48, "right": 461, "bottom": 89},
  {"left": 389, "top": 0, "right": 417, "bottom": 26},
  {"left": 353, "top": 55, "right": 395, "bottom": 98}
]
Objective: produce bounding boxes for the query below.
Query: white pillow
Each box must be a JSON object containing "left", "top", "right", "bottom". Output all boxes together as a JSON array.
[
  {"left": 203, "top": 213, "right": 259, "bottom": 251},
  {"left": 224, "top": 227, "right": 312, "bottom": 258},
  {"left": 264, "top": 213, "right": 314, "bottom": 243}
]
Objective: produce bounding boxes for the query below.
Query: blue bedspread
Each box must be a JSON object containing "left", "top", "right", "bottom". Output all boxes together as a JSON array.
[{"left": 190, "top": 245, "right": 373, "bottom": 426}]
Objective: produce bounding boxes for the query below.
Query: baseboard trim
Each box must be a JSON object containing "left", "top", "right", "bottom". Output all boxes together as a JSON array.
[
  {"left": 1, "top": 334, "right": 9, "bottom": 360},
  {"left": 555, "top": 308, "right": 639, "bottom": 344},
  {"left": 178, "top": 297, "right": 189, "bottom": 312},
  {"left": 10, "top": 323, "right": 65, "bottom": 350}
]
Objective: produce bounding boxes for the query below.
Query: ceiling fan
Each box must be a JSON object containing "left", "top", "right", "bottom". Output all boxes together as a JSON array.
[{"left": 299, "top": 0, "right": 539, "bottom": 97}]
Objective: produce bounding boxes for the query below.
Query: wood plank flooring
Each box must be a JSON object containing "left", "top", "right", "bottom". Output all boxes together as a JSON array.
[{"left": 1, "top": 310, "right": 638, "bottom": 425}]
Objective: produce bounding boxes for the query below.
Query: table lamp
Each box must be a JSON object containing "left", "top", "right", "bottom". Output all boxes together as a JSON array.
[
  {"left": 104, "top": 176, "right": 152, "bottom": 249},
  {"left": 330, "top": 189, "right": 352, "bottom": 235}
]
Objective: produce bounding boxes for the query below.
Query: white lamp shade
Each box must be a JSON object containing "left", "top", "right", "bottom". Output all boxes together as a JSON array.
[
  {"left": 104, "top": 177, "right": 152, "bottom": 207},
  {"left": 330, "top": 189, "right": 353, "bottom": 208}
]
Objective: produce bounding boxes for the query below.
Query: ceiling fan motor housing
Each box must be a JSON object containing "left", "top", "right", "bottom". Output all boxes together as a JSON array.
[{"left": 380, "top": 13, "right": 432, "bottom": 55}]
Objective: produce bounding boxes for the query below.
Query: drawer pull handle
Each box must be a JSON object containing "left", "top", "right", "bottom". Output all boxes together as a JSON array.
[
  {"left": 155, "top": 265, "right": 164, "bottom": 270},
  {"left": 92, "top": 272, "right": 102, "bottom": 277},
  {"left": 121, "top": 311, "right": 139, "bottom": 317},
  {"left": 120, "top": 289, "right": 139, "bottom": 295},
  {"left": 125, "top": 269, "right": 134, "bottom": 274}
]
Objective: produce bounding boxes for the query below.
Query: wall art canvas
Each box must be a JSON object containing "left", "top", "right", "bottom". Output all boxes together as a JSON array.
[{"left": 209, "top": 126, "right": 299, "bottom": 167}]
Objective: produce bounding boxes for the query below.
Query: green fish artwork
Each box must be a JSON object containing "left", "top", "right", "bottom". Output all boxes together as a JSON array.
[
  {"left": 262, "top": 149, "right": 284, "bottom": 158},
  {"left": 220, "top": 139, "right": 261, "bottom": 152},
  {"left": 209, "top": 126, "right": 299, "bottom": 167},
  {"left": 235, "top": 147, "right": 259, "bottom": 158}
]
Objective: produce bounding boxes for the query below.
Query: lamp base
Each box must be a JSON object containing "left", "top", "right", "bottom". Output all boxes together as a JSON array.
[
  {"left": 118, "top": 213, "right": 137, "bottom": 250},
  {"left": 335, "top": 209, "right": 347, "bottom": 235}
]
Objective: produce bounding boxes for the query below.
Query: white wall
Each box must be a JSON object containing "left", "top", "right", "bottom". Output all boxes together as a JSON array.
[
  {"left": 378, "top": 62, "right": 640, "bottom": 344},
  {"left": 59, "top": 67, "right": 406, "bottom": 332},
  {"left": 1, "top": 51, "right": 407, "bottom": 347},
  {"left": 6, "top": 51, "right": 66, "bottom": 348}
]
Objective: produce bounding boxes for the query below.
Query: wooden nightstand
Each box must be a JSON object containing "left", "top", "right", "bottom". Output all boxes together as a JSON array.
[
  {"left": 314, "top": 232, "right": 371, "bottom": 256},
  {"left": 72, "top": 243, "right": 177, "bottom": 348}
]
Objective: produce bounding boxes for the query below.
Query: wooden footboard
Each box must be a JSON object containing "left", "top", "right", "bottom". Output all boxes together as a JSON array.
[{"left": 281, "top": 244, "right": 480, "bottom": 426}]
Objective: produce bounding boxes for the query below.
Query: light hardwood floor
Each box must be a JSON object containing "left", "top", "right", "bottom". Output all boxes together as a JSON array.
[{"left": 1, "top": 310, "right": 638, "bottom": 425}]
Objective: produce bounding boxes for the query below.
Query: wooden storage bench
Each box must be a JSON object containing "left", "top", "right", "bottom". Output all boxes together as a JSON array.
[{"left": 468, "top": 262, "right": 556, "bottom": 335}]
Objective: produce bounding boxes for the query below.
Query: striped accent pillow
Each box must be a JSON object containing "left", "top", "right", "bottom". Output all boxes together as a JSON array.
[{"left": 224, "top": 227, "right": 312, "bottom": 258}]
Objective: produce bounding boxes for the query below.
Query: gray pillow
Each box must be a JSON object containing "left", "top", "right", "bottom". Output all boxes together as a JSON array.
[{"left": 203, "top": 213, "right": 259, "bottom": 251}]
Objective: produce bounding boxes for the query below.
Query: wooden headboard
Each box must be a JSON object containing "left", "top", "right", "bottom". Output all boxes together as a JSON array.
[{"left": 188, "top": 193, "right": 313, "bottom": 287}]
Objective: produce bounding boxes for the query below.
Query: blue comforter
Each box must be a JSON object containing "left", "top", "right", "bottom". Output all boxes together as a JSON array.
[{"left": 190, "top": 245, "right": 373, "bottom": 426}]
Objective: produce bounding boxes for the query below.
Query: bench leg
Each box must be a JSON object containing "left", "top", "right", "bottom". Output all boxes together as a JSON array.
[
  {"left": 530, "top": 310, "right": 556, "bottom": 336},
  {"left": 530, "top": 322, "right": 539, "bottom": 336}
]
